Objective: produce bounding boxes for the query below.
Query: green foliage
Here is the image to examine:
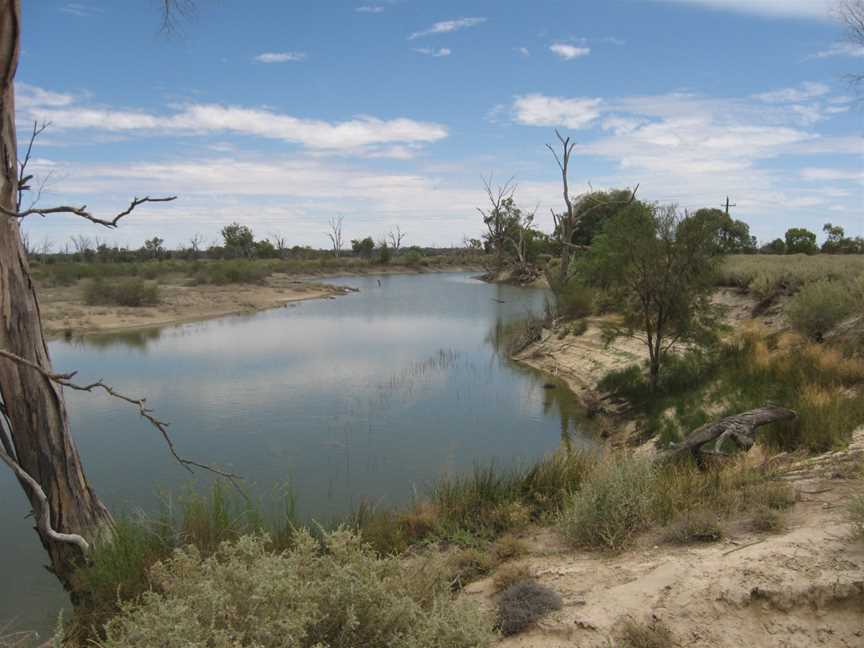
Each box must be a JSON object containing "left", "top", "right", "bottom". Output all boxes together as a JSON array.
[
  {"left": 403, "top": 250, "right": 424, "bottom": 267},
  {"left": 221, "top": 222, "right": 256, "bottom": 259},
  {"left": 100, "top": 531, "right": 495, "bottom": 648},
  {"left": 689, "top": 208, "right": 756, "bottom": 254},
  {"left": 352, "top": 236, "right": 376, "bottom": 258},
  {"left": 559, "top": 457, "right": 656, "bottom": 551},
  {"left": 784, "top": 227, "right": 819, "bottom": 255},
  {"left": 569, "top": 188, "right": 638, "bottom": 247},
  {"left": 761, "top": 238, "right": 787, "bottom": 255},
  {"left": 378, "top": 241, "right": 392, "bottom": 265},
  {"left": 495, "top": 580, "right": 561, "bottom": 636},
  {"left": 786, "top": 279, "right": 857, "bottom": 341},
  {"left": 83, "top": 278, "right": 160, "bottom": 307},
  {"left": 556, "top": 280, "right": 594, "bottom": 320},
  {"left": 585, "top": 202, "right": 721, "bottom": 389},
  {"left": 821, "top": 223, "right": 864, "bottom": 254},
  {"left": 190, "top": 260, "right": 273, "bottom": 285}
]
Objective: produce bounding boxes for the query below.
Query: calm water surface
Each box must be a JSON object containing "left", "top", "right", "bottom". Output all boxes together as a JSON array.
[{"left": 0, "top": 272, "right": 592, "bottom": 637}]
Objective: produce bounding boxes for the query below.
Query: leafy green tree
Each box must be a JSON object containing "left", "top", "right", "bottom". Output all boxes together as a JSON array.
[
  {"left": 569, "top": 189, "right": 638, "bottom": 247},
  {"left": 760, "top": 238, "right": 787, "bottom": 255},
  {"left": 143, "top": 236, "right": 165, "bottom": 260},
  {"left": 689, "top": 208, "right": 756, "bottom": 254},
  {"left": 585, "top": 203, "right": 721, "bottom": 390},
  {"left": 821, "top": 223, "right": 863, "bottom": 254},
  {"left": 254, "top": 239, "right": 278, "bottom": 259},
  {"left": 352, "top": 236, "right": 375, "bottom": 258},
  {"left": 221, "top": 222, "right": 255, "bottom": 258},
  {"left": 784, "top": 228, "right": 819, "bottom": 255},
  {"left": 377, "top": 241, "right": 392, "bottom": 265}
]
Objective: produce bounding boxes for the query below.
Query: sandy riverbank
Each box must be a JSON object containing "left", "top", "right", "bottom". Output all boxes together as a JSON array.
[{"left": 37, "top": 265, "right": 486, "bottom": 338}]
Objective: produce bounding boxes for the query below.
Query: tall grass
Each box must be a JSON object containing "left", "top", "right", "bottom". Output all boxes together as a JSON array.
[
  {"left": 717, "top": 254, "right": 864, "bottom": 297},
  {"left": 83, "top": 278, "right": 160, "bottom": 307}
]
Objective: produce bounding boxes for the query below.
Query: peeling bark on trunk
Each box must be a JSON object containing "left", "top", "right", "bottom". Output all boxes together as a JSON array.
[{"left": 0, "top": 0, "right": 112, "bottom": 589}]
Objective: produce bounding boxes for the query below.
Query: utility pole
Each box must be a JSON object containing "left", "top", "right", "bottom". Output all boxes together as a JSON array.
[{"left": 722, "top": 196, "right": 736, "bottom": 216}]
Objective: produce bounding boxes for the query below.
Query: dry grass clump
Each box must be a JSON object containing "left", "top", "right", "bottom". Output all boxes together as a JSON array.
[
  {"left": 785, "top": 279, "right": 858, "bottom": 341},
  {"left": 749, "top": 505, "right": 785, "bottom": 533},
  {"left": 100, "top": 530, "right": 494, "bottom": 648},
  {"left": 848, "top": 490, "right": 864, "bottom": 540},
  {"left": 449, "top": 546, "right": 499, "bottom": 585},
  {"left": 84, "top": 277, "right": 160, "bottom": 307},
  {"left": 492, "top": 564, "right": 533, "bottom": 594},
  {"left": 495, "top": 580, "right": 562, "bottom": 636},
  {"left": 662, "top": 510, "right": 724, "bottom": 544},
  {"left": 492, "top": 534, "right": 528, "bottom": 562},
  {"left": 617, "top": 617, "right": 675, "bottom": 648}
]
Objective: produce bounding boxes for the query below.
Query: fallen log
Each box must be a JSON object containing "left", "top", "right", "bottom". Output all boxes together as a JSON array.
[{"left": 657, "top": 406, "right": 797, "bottom": 465}]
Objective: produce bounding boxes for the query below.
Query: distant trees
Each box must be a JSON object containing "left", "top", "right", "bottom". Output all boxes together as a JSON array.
[
  {"left": 388, "top": 226, "right": 407, "bottom": 250},
  {"left": 477, "top": 176, "right": 518, "bottom": 269},
  {"left": 221, "top": 222, "right": 255, "bottom": 259},
  {"left": 688, "top": 208, "right": 756, "bottom": 254},
  {"left": 585, "top": 203, "right": 721, "bottom": 391},
  {"left": 821, "top": 223, "right": 864, "bottom": 254},
  {"left": 351, "top": 236, "right": 375, "bottom": 259},
  {"left": 327, "top": 216, "right": 345, "bottom": 257},
  {"left": 143, "top": 236, "right": 165, "bottom": 260},
  {"left": 784, "top": 228, "right": 819, "bottom": 255},
  {"left": 760, "top": 238, "right": 787, "bottom": 255}
]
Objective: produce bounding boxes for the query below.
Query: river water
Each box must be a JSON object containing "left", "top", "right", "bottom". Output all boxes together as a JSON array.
[{"left": 0, "top": 272, "right": 592, "bottom": 638}]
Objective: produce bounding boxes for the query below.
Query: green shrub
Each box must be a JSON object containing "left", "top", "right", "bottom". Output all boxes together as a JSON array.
[
  {"left": 403, "top": 251, "right": 424, "bottom": 268},
  {"left": 786, "top": 279, "right": 856, "bottom": 341},
  {"left": 84, "top": 278, "right": 160, "bottom": 307},
  {"left": 191, "top": 260, "right": 272, "bottom": 285},
  {"left": 100, "top": 531, "right": 494, "bottom": 648},
  {"left": 559, "top": 457, "right": 656, "bottom": 551},
  {"left": 495, "top": 580, "right": 561, "bottom": 636},
  {"left": 749, "top": 505, "right": 785, "bottom": 533},
  {"left": 556, "top": 280, "right": 594, "bottom": 320}
]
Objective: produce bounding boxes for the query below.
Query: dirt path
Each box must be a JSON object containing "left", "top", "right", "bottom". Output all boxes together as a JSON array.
[
  {"left": 38, "top": 274, "right": 349, "bottom": 338},
  {"left": 465, "top": 429, "right": 864, "bottom": 647}
]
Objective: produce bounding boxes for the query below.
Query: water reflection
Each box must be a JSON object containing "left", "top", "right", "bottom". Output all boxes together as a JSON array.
[{"left": 0, "top": 272, "right": 593, "bottom": 637}]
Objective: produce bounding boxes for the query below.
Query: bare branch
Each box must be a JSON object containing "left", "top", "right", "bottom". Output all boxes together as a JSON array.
[
  {"left": 0, "top": 349, "right": 243, "bottom": 492},
  {"left": 2, "top": 196, "right": 178, "bottom": 228},
  {"left": 17, "top": 120, "right": 50, "bottom": 212},
  {"left": 0, "top": 446, "right": 90, "bottom": 553}
]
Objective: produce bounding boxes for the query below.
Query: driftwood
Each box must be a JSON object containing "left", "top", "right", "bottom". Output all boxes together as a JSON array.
[{"left": 658, "top": 406, "right": 797, "bottom": 465}]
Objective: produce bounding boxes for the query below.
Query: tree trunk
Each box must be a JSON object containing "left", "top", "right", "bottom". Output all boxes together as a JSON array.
[{"left": 0, "top": 0, "right": 112, "bottom": 589}]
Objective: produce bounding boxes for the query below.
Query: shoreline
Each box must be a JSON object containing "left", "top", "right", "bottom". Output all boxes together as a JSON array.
[{"left": 39, "top": 265, "right": 486, "bottom": 339}]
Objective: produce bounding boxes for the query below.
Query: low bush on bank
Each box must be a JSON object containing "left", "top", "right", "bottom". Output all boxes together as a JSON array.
[
  {"left": 99, "top": 531, "right": 495, "bottom": 648},
  {"left": 495, "top": 580, "right": 561, "bottom": 637},
  {"left": 190, "top": 259, "right": 273, "bottom": 285},
  {"left": 849, "top": 491, "right": 864, "bottom": 540},
  {"left": 83, "top": 278, "right": 160, "bottom": 307},
  {"left": 617, "top": 617, "right": 675, "bottom": 648},
  {"left": 785, "top": 279, "right": 858, "bottom": 341},
  {"left": 556, "top": 280, "right": 594, "bottom": 320},
  {"left": 559, "top": 454, "right": 795, "bottom": 552}
]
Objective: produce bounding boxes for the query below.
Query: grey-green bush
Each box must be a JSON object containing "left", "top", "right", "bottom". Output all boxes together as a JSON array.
[
  {"left": 84, "top": 278, "right": 160, "bottom": 307},
  {"left": 100, "top": 531, "right": 494, "bottom": 648},
  {"left": 558, "top": 457, "right": 656, "bottom": 551},
  {"left": 495, "top": 580, "right": 561, "bottom": 636},
  {"left": 786, "top": 279, "right": 856, "bottom": 341}
]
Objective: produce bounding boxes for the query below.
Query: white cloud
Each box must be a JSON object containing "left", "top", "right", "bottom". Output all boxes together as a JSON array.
[
  {"left": 16, "top": 83, "right": 75, "bottom": 109},
  {"left": 413, "top": 48, "right": 451, "bottom": 57},
  {"left": 549, "top": 43, "right": 590, "bottom": 60},
  {"left": 809, "top": 42, "right": 864, "bottom": 59},
  {"left": 254, "top": 52, "right": 306, "bottom": 63},
  {"left": 800, "top": 167, "right": 864, "bottom": 182},
  {"left": 23, "top": 92, "right": 449, "bottom": 152},
  {"left": 356, "top": 5, "right": 385, "bottom": 13},
  {"left": 515, "top": 47, "right": 530, "bottom": 57},
  {"left": 753, "top": 82, "right": 830, "bottom": 103},
  {"left": 60, "top": 3, "right": 101, "bottom": 17},
  {"left": 409, "top": 17, "right": 486, "bottom": 40},
  {"left": 513, "top": 94, "right": 603, "bottom": 129},
  {"left": 652, "top": 0, "right": 833, "bottom": 20}
]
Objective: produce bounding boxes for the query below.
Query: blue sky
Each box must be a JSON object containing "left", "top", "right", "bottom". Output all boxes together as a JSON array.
[{"left": 15, "top": 0, "right": 863, "bottom": 249}]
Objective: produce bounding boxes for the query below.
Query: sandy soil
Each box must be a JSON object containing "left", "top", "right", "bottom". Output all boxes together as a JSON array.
[
  {"left": 465, "top": 428, "right": 864, "bottom": 647},
  {"left": 514, "top": 288, "right": 782, "bottom": 411},
  {"left": 37, "top": 274, "right": 351, "bottom": 338}
]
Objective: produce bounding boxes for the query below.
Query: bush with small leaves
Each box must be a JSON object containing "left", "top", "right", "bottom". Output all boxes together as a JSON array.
[
  {"left": 786, "top": 279, "right": 856, "bottom": 341},
  {"left": 618, "top": 617, "right": 675, "bottom": 648},
  {"left": 495, "top": 580, "right": 561, "bottom": 636},
  {"left": 100, "top": 531, "right": 494, "bottom": 648}
]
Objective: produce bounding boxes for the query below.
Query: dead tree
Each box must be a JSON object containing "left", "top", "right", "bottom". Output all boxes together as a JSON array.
[
  {"left": 388, "top": 226, "right": 406, "bottom": 250},
  {"left": 477, "top": 174, "right": 516, "bottom": 270},
  {"left": 546, "top": 130, "right": 639, "bottom": 291},
  {"left": 839, "top": 1, "right": 864, "bottom": 88},
  {"left": 657, "top": 406, "right": 798, "bottom": 465},
  {"left": 271, "top": 233, "right": 289, "bottom": 257},
  {"left": 505, "top": 203, "right": 537, "bottom": 268},
  {"left": 327, "top": 215, "right": 344, "bottom": 257}
]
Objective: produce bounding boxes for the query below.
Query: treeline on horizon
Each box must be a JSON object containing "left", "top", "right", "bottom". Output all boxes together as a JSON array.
[{"left": 21, "top": 191, "right": 864, "bottom": 266}]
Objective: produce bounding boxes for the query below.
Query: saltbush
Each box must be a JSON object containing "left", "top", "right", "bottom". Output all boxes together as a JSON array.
[
  {"left": 100, "top": 530, "right": 494, "bottom": 648},
  {"left": 84, "top": 278, "right": 160, "bottom": 307},
  {"left": 786, "top": 279, "right": 856, "bottom": 341},
  {"left": 495, "top": 580, "right": 561, "bottom": 636}
]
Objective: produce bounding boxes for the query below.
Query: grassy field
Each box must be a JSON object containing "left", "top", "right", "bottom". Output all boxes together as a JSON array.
[{"left": 718, "top": 254, "right": 864, "bottom": 300}]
